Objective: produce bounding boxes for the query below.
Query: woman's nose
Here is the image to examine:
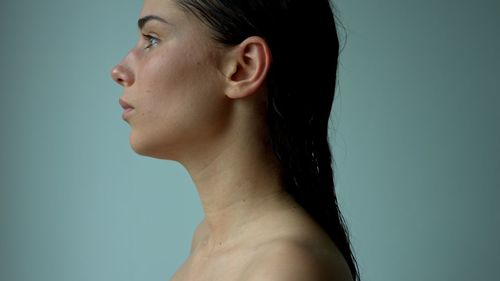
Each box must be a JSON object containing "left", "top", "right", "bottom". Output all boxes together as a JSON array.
[{"left": 111, "top": 63, "right": 135, "bottom": 87}]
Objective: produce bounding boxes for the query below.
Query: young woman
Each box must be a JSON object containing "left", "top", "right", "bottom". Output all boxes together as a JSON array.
[{"left": 111, "top": 0, "right": 359, "bottom": 280}]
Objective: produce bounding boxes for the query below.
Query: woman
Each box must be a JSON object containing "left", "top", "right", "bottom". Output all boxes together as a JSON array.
[{"left": 111, "top": 0, "right": 359, "bottom": 280}]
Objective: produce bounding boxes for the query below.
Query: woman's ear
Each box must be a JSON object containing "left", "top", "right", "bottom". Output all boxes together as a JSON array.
[{"left": 222, "top": 36, "right": 271, "bottom": 99}]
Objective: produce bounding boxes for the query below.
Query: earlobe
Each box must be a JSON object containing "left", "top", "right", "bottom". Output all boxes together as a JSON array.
[{"left": 224, "top": 36, "right": 271, "bottom": 99}]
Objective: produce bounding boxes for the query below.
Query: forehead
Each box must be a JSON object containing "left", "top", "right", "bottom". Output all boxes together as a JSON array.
[
  {"left": 140, "top": 0, "right": 185, "bottom": 23},
  {"left": 140, "top": 0, "right": 224, "bottom": 51}
]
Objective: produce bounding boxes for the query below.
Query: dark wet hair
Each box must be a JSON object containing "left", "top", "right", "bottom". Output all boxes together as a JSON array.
[{"left": 177, "top": 0, "right": 359, "bottom": 280}]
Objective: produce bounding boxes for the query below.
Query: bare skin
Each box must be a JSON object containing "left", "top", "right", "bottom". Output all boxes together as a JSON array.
[
  {"left": 169, "top": 199, "right": 353, "bottom": 281},
  {"left": 111, "top": 0, "right": 353, "bottom": 280}
]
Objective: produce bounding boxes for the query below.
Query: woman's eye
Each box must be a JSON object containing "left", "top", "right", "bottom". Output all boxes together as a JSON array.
[{"left": 143, "top": 34, "right": 160, "bottom": 49}]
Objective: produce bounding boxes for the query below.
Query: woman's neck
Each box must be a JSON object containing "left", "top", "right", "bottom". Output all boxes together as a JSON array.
[{"left": 180, "top": 125, "right": 294, "bottom": 254}]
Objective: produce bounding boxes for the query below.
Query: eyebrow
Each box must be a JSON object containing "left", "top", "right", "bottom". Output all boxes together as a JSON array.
[{"left": 137, "top": 15, "right": 170, "bottom": 30}]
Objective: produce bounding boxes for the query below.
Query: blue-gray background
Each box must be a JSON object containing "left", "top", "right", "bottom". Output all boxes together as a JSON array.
[{"left": 0, "top": 0, "right": 498, "bottom": 280}]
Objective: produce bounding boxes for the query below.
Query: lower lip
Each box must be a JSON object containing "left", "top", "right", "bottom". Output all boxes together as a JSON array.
[{"left": 122, "top": 108, "right": 134, "bottom": 120}]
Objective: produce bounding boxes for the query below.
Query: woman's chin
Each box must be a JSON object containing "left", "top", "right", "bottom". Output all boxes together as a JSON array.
[{"left": 129, "top": 133, "right": 177, "bottom": 160}]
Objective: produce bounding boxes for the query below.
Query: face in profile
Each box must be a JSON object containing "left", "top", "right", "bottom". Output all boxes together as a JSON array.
[{"left": 111, "top": 0, "right": 231, "bottom": 160}]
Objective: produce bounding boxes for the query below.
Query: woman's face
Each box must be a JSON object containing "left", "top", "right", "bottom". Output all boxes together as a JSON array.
[{"left": 111, "top": 0, "right": 231, "bottom": 160}]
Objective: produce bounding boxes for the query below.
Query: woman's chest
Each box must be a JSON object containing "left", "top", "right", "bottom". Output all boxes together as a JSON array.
[{"left": 168, "top": 250, "right": 255, "bottom": 281}]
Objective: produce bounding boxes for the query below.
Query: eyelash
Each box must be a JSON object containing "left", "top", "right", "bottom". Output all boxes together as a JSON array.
[{"left": 143, "top": 34, "right": 160, "bottom": 50}]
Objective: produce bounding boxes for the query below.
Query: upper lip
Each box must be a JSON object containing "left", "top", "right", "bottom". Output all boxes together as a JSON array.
[{"left": 119, "top": 98, "right": 134, "bottom": 110}]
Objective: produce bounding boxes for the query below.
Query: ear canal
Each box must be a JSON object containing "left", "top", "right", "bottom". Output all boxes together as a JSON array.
[
  {"left": 230, "top": 45, "right": 259, "bottom": 83},
  {"left": 230, "top": 65, "right": 246, "bottom": 82},
  {"left": 224, "top": 36, "right": 271, "bottom": 99}
]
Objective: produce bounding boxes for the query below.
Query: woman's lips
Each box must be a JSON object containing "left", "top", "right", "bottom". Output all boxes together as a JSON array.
[{"left": 119, "top": 98, "right": 134, "bottom": 120}]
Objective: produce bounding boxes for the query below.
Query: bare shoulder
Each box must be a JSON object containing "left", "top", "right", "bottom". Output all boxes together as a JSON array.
[{"left": 241, "top": 238, "right": 353, "bottom": 281}]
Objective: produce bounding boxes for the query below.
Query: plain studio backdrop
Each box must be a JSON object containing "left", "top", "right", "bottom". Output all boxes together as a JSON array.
[{"left": 0, "top": 0, "right": 498, "bottom": 280}]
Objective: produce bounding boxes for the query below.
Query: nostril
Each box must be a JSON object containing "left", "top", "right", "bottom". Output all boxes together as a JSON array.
[
  {"left": 111, "top": 67, "right": 120, "bottom": 79},
  {"left": 116, "top": 78, "right": 124, "bottom": 86},
  {"left": 111, "top": 65, "right": 133, "bottom": 87}
]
